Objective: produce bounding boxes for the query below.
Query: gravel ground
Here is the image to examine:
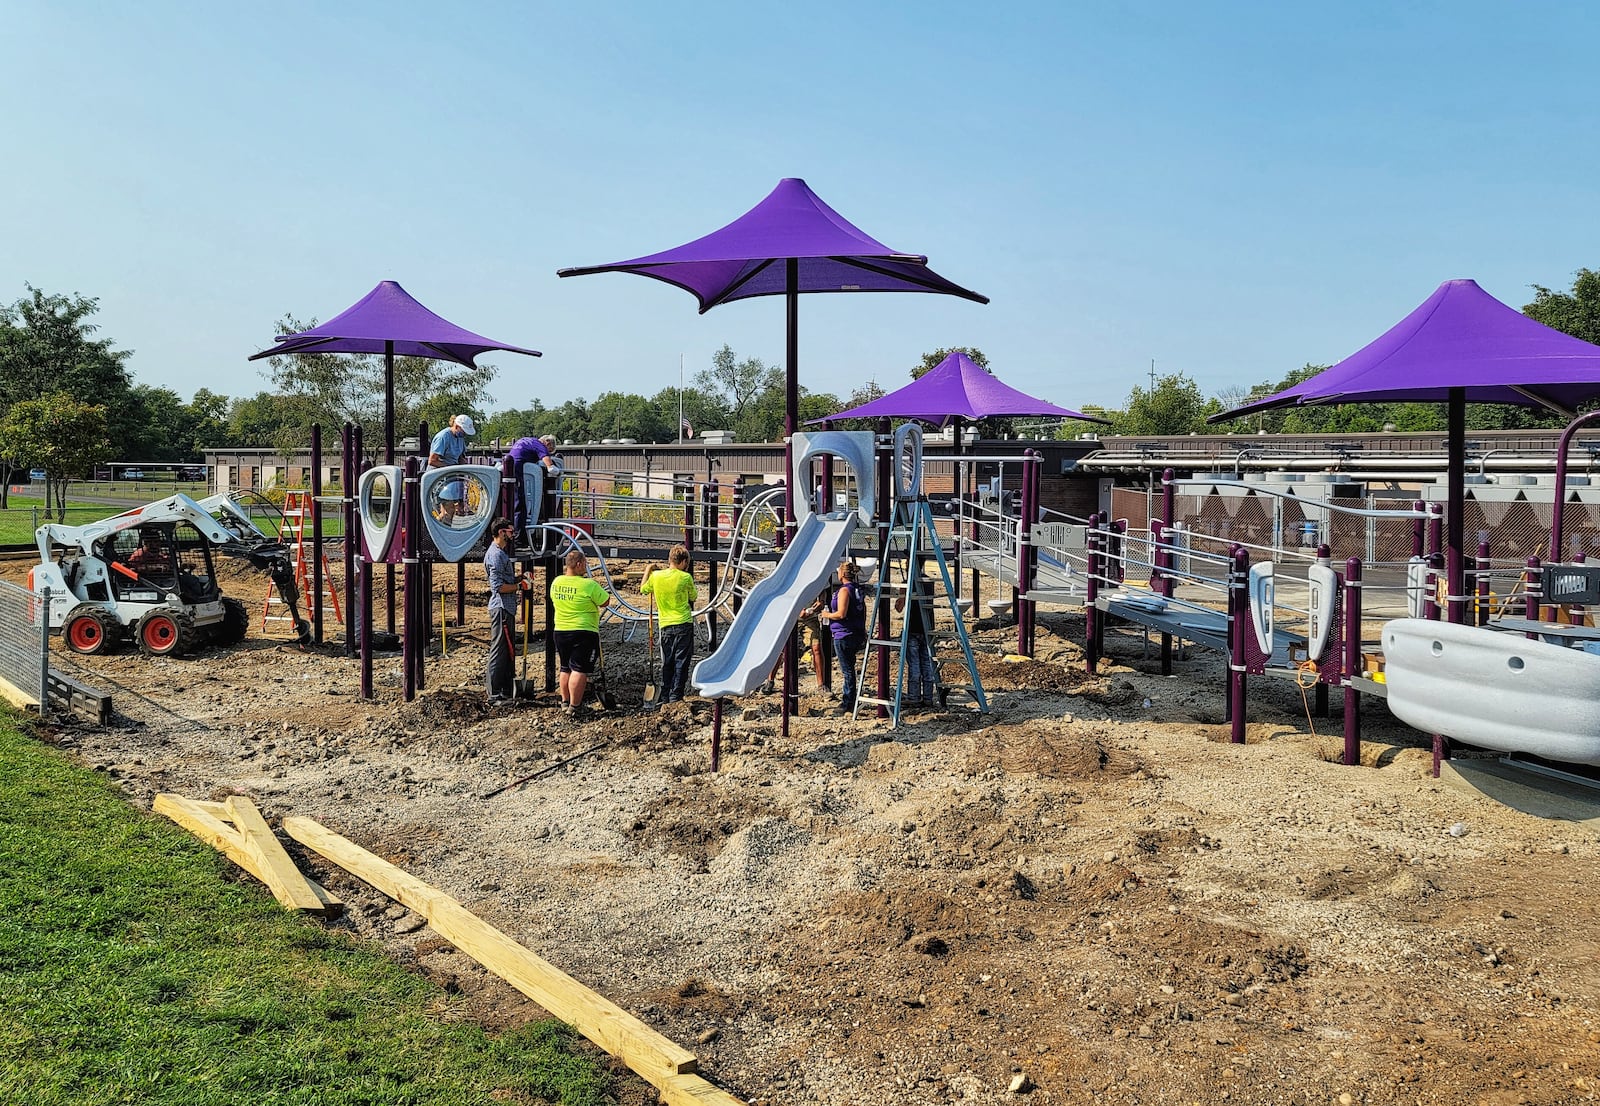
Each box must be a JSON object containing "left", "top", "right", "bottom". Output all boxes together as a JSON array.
[{"left": 14, "top": 555, "right": 1600, "bottom": 1106}]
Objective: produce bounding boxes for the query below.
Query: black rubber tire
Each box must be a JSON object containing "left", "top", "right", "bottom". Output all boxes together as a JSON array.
[
  {"left": 137, "top": 608, "right": 195, "bottom": 657},
  {"left": 63, "top": 605, "right": 116, "bottom": 655},
  {"left": 213, "top": 597, "right": 250, "bottom": 646}
]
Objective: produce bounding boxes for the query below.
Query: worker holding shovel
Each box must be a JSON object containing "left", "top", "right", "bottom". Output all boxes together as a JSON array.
[
  {"left": 484, "top": 517, "right": 530, "bottom": 705},
  {"left": 642, "top": 544, "right": 697, "bottom": 705},
  {"left": 550, "top": 548, "right": 612, "bottom": 717}
]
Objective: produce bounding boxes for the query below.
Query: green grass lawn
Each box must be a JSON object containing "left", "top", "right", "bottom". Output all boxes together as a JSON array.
[
  {"left": 0, "top": 712, "right": 610, "bottom": 1106},
  {"left": 1, "top": 493, "right": 347, "bottom": 546}
]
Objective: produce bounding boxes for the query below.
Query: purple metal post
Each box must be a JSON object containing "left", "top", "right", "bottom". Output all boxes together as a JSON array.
[
  {"left": 402, "top": 456, "right": 418, "bottom": 703},
  {"left": 875, "top": 419, "right": 891, "bottom": 718},
  {"left": 1342, "top": 557, "right": 1362, "bottom": 766},
  {"left": 1016, "top": 450, "right": 1035, "bottom": 657},
  {"left": 1550, "top": 409, "right": 1600, "bottom": 566},
  {"left": 711, "top": 699, "right": 723, "bottom": 773},
  {"left": 1229, "top": 547, "right": 1249, "bottom": 744},
  {"left": 344, "top": 424, "right": 358, "bottom": 656},
  {"left": 1084, "top": 513, "right": 1100, "bottom": 673},
  {"left": 1525, "top": 556, "right": 1543, "bottom": 631},
  {"left": 310, "top": 423, "right": 324, "bottom": 644},
  {"left": 1411, "top": 501, "right": 1425, "bottom": 560}
]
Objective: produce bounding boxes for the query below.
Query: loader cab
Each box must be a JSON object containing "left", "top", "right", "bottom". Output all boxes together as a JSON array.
[{"left": 102, "top": 523, "right": 220, "bottom": 604}]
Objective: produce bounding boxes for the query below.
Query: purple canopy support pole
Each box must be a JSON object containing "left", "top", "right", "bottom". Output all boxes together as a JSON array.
[
  {"left": 1084, "top": 513, "right": 1100, "bottom": 673},
  {"left": 1411, "top": 501, "right": 1425, "bottom": 560},
  {"left": 343, "top": 423, "right": 357, "bottom": 656},
  {"left": 402, "top": 456, "right": 419, "bottom": 703},
  {"left": 1475, "top": 540, "right": 1491, "bottom": 627},
  {"left": 1343, "top": 557, "right": 1363, "bottom": 766},
  {"left": 1229, "top": 547, "right": 1249, "bottom": 744},
  {"left": 1550, "top": 409, "right": 1600, "bottom": 566},
  {"left": 875, "top": 419, "right": 892, "bottom": 718},
  {"left": 711, "top": 700, "right": 723, "bottom": 773},
  {"left": 310, "top": 423, "right": 324, "bottom": 644},
  {"left": 784, "top": 258, "right": 799, "bottom": 544},
  {"left": 1426, "top": 504, "right": 1443, "bottom": 572},
  {"left": 1016, "top": 450, "right": 1036, "bottom": 658},
  {"left": 1446, "top": 388, "right": 1466, "bottom": 624}
]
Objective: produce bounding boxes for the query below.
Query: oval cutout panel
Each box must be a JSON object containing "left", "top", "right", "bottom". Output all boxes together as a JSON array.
[
  {"left": 357, "top": 465, "right": 404, "bottom": 562},
  {"left": 420, "top": 465, "right": 502, "bottom": 562}
]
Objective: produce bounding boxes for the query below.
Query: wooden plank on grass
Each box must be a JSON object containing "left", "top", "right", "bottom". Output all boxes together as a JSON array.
[
  {"left": 282, "top": 815, "right": 732, "bottom": 1101},
  {"left": 153, "top": 794, "right": 342, "bottom": 917},
  {"left": 224, "top": 795, "right": 329, "bottom": 914}
]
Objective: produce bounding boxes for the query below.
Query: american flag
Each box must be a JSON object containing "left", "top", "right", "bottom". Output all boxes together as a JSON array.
[{"left": 680, "top": 416, "right": 694, "bottom": 439}]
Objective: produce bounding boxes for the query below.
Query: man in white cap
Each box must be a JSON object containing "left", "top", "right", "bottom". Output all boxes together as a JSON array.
[{"left": 428, "top": 414, "right": 477, "bottom": 525}]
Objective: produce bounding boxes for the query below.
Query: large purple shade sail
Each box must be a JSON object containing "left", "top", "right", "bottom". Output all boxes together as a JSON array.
[
  {"left": 248, "top": 280, "right": 542, "bottom": 368},
  {"left": 556, "top": 178, "right": 988, "bottom": 311},
  {"left": 1218, "top": 279, "right": 1600, "bottom": 419},
  {"left": 818, "top": 350, "right": 1105, "bottom": 426}
]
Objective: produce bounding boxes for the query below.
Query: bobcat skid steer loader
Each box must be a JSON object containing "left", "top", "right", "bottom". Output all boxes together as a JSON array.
[{"left": 31, "top": 493, "right": 311, "bottom": 657}]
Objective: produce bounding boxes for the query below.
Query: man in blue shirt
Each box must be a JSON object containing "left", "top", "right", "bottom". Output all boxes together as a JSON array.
[
  {"left": 483, "top": 516, "right": 527, "bottom": 704},
  {"left": 427, "top": 414, "right": 476, "bottom": 525}
]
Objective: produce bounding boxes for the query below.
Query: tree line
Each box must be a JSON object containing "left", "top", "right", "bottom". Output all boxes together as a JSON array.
[{"left": 4, "top": 272, "right": 1598, "bottom": 511}]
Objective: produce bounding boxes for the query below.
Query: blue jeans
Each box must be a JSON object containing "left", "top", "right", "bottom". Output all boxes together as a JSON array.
[
  {"left": 659, "top": 623, "right": 694, "bottom": 702},
  {"left": 832, "top": 633, "right": 862, "bottom": 704},
  {"left": 906, "top": 633, "right": 936, "bottom": 702}
]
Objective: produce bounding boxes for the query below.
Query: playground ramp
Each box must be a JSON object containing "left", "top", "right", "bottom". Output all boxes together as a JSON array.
[{"left": 692, "top": 512, "right": 858, "bottom": 699}]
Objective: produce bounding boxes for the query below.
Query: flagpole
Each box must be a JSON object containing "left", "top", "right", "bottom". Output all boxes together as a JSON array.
[{"left": 678, "top": 353, "right": 684, "bottom": 446}]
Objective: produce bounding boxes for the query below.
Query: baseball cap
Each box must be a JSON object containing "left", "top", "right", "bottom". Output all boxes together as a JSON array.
[{"left": 455, "top": 415, "right": 477, "bottom": 436}]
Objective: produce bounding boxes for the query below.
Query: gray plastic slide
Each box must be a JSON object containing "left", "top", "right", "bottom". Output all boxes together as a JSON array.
[{"left": 691, "top": 512, "right": 858, "bottom": 699}]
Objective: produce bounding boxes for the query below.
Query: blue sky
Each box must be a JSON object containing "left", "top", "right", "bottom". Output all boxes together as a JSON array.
[{"left": 6, "top": 1, "right": 1597, "bottom": 418}]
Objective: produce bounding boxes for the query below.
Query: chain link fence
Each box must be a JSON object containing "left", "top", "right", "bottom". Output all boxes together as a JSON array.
[{"left": 0, "top": 579, "right": 48, "bottom": 717}]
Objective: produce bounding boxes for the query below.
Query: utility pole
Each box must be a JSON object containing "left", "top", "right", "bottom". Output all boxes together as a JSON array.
[{"left": 1149, "top": 358, "right": 1157, "bottom": 390}]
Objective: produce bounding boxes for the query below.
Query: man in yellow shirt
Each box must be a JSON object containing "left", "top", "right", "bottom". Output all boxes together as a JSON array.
[
  {"left": 549, "top": 548, "right": 611, "bottom": 715},
  {"left": 642, "top": 544, "right": 697, "bottom": 703}
]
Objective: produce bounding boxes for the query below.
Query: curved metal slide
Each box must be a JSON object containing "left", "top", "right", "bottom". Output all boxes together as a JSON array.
[{"left": 691, "top": 512, "right": 857, "bottom": 699}]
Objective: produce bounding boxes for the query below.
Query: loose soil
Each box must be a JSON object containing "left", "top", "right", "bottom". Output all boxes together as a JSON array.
[{"left": 10, "top": 553, "right": 1600, "bottom": 1106}]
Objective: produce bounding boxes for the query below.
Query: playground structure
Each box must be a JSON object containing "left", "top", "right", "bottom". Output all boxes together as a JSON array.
[{"left": 180, "top": 404, "right": 1600, "bottom": 778}]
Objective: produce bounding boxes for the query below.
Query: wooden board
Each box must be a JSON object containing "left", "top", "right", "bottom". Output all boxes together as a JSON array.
[
  {"left": 153, "top": 794, "right": 342, "bottom": 917},
  {"left": 281, "top": 815, "right": 744, "bottom": 1103},
  {"left": 224, "top": 796, "right": 330, "bottom": 914}
]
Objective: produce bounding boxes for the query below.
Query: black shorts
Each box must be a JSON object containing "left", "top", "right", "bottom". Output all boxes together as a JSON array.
[{"left": 554, "top": 629, "right": 599, "bottom": 675}]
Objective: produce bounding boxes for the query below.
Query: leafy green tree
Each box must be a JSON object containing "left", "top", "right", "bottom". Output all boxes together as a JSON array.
[
  {"left": 652, "top": 385, "right": 728, "bottom": 442},
  {"left": 543, "top": 398, "right": 593, "bottom": 445},
  {"left": 0, "top": 287, "right": 132, "bottom": 505},
  {"left": 480, "top": 401, "right": 550, "bottom": 444},
  {"left": 0, "top": 394, "right": 110, "bottom": 520},
  {"left": 693, "top": 344, "right": 778, "bottom": 435},
  {"left": 227, "top": 391, "right": 321, "bottom": 457},
  {"left": 589, "top": 391, "right": 670, "bottom": 442},
  {"left": 1525, "top": 268, "right": 1600, "bottom": 346},
  {"left": 1110, "top": 372, "right": 1220, "bottom": 435},
  {"left": 910, "top": 346, "right": 988, "bottom": 380},
  {"left": 187, "top": 388, "right": 233, "bottom": 452},
  {"left": 121, "top": 385, "right": 195, "bottom": 463}
]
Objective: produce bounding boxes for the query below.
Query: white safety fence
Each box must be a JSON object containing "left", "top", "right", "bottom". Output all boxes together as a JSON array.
[{"left": 0, "top": 579, "right": 49, "bottom": 718}]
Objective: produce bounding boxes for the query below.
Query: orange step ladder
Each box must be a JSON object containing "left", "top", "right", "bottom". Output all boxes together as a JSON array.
[{"left": 262, "top": 490, "right": 344, "bottom": 631}]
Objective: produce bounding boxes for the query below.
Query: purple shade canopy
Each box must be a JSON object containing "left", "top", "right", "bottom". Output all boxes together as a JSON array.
[
  {"left": 1215, "top": 279, "right": 1600, "bottom": 420},
  {"left": 247, "top": 280, "right": 542, "bottom": 368},
  {"left": 556, "top": 177, "right": 988, "bottom": 311},
  {"left": 816, "top": 350, "right": 1106, "bottom": 426}
]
